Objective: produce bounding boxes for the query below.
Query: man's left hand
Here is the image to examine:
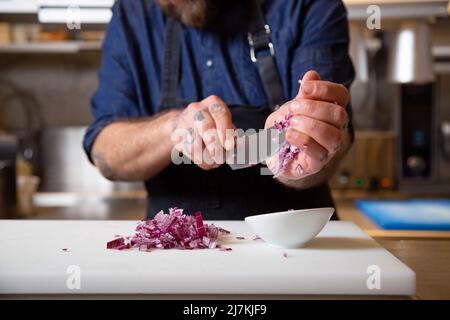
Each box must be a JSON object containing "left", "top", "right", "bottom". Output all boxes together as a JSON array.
[{"left": 265, "top": 70, "right": 350, "bottom": 180}]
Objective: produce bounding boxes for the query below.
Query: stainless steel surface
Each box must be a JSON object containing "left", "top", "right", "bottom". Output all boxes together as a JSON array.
[
  {"left": 349, "top": 26, "right": 369, "bottom": 83},
  {"left": 433, "top": 45, "right": 450, "bottom": 58},
  {"left": 226, "top": 127, "right": 285, "bottom": 170},
  {"left": 39, "top": 126, "right": 143, "bottom": 193},
  {"left": 346, "top": 1, "right": 450, "bottom": 20},
  {"left": 348, "top": 24, "right": 380, "bottom": 129},
  {"left": 388, "top": 21, "right": 435, "bottom": 84},
  {"left": 0, "top": 0, "right": 37, "bottom": 14}
]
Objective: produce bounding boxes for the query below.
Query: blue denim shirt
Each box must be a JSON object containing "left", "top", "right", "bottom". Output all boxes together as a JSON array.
[{"left": 83, "top": 0, "right": 354, "bottom": 159}]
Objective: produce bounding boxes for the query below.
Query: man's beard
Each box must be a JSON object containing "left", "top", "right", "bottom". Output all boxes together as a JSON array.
[{"left": 155, "top": 0, "right": 228, "bottom": 28}]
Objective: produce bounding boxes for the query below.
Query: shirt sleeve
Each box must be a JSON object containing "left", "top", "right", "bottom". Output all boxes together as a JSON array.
[
  {"left": 290, "top": 0, "right": 355, "bottom": 140},
  {"left": 83, "top": 1, "right": 141, "bottom": 162}
]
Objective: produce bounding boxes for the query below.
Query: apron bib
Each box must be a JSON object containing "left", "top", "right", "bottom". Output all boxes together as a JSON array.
[{"left": 145, "top": 2, "right": 337, "bottom": 220}]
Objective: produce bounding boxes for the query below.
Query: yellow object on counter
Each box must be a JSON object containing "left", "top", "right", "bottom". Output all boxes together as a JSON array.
[
  {"left": 0, "top": 23, "right": 11, "bottom": 44},
  {"left": 16, "top": 155, "right": 34, "bottom": 176}
]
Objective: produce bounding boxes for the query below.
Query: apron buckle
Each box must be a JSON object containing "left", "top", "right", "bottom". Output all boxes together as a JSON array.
[{"left": 247, "top": 24, "right": 275, "bottom": 63}]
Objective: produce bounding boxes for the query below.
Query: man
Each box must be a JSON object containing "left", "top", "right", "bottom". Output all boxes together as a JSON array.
[{"left": 84, "top": 0, "right": 355, "bottom": 219}]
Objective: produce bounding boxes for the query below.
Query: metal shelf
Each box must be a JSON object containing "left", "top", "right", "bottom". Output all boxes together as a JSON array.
[
  {"left": 0, "top": 0, "right": 37, "bottom": 14},
  {"left": 0, "top": 41, "right": 102, "bottom": 53},
  {"left": 1, "top": 1, "right": 449, "bottom": 21},
  {"left": 344, "top": 0, "right": 449, "bottom": 20}
]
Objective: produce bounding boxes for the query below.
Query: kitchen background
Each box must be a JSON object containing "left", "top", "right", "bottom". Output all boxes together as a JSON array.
[{"left": 1, "top": 0, "right": 450, "bottom": 228}]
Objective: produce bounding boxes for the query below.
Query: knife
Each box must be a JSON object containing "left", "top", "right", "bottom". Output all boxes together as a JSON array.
[{"left": 225, "top": 127, "right": 286, "bottom": 170}]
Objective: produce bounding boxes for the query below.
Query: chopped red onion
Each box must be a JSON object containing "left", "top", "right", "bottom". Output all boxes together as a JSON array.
[
  {"left": 107, "top": 237, "right": 126, "bottom": 249},
  {"left": 195, "top": 211, "right": 206, "bottom": 238},
  {"left": 106, "top": 208, "right": 230, "bottom": 251},
  {"left": 273, "top": 115, "right": 300, "bottom": 177},
  {"left": 274, "top": 115, "right": 292, "bottom": 131}
]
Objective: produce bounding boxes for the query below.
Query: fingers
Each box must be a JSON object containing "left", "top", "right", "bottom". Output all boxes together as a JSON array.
[
  {"left": 296, "top": 70, "right": 349, "bottom": 107},
  {"left": 172, "top": 104, "right": 216, "bottom": 170},
  {"left": 183, "top": 131, "right": 217, "bottom": 170},
  {"left": 295, "top": 70, "right": 320, "bottom": 100},
  {"left": 288, "top": 115, "right": 342, "bottom": 155},
  {"left": 193, "top": 109, "right": 224, "bottom": 164},
  {"left": 284, "top": 152, "right": 323, "bottom": 180},
  {"left": 201, "top": 95, "right": 235, "bottom": 150},
  {"left": 301, "top": 70, "right": 321, "bottom": 82},
  {"left": 275, "top": 99, "right": 348, "bottom": 130},
  {"left": 266, "top": 132, "right": 328, "bottom": 180},
  {"left": 264, "top": 71, "right": 349, "bottom": 179},
  {"left": 299, "top": 80, "right": 349, "bottom": 107},
  {"left": 171, "top": 96, "right": 236, "bottom": 170}
]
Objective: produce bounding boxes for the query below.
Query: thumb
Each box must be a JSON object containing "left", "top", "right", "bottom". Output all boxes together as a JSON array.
[{"left": 296, "top": 70, "right": 321, "bottom": 99}]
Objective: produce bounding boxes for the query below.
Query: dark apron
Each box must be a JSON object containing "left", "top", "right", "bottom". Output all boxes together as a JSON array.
[{"left": 145, "top": 3, "right": 337, "bottom": 220}]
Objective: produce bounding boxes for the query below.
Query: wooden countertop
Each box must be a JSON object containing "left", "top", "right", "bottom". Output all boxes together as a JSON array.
[
  {"left": 335, "top": 195, "right": 450, "bottom": 299},
  {"left": 377, "top": 238, "right": 450, "bottom": 299}
]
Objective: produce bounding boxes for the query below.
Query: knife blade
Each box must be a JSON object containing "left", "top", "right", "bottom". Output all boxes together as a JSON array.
[{"left": 225, "top": 127, "right": 286, "bottom": 170}]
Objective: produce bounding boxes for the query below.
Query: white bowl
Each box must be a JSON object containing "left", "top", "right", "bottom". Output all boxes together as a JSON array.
[{"left": 245, "top": 207, "right": 334, "bottom": 248}]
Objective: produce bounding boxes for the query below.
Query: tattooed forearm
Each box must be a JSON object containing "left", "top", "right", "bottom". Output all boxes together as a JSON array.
[
  {"left": 90, "top": 109, "right": 181, "bottom": 181},
  {"left": 92, "top": 151, "right": 118, "bottom": 181}
]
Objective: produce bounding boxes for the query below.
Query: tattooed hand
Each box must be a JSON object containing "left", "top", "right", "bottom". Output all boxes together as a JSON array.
[{"left": 171, "top": 95, "right": 236, "bottom": 170}]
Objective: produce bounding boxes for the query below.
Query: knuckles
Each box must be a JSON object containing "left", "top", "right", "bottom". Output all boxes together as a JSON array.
[
  {"left": 205, "top": 95, "right": 221, "bottom": 103},
  {"left": 331, "top": 130, "right": 342, "bottom": 150},
  {"left": 333, "top": 107, "right": 348, "bottom": 128},
  {"left": 316, "top": 82, "right": 330, "bottom": 97},
  {"left": 340, "top": 84, "right": 350, "bottom": 106},
  {"left": 186, "top": 102, "right": 200, "bottom": 111},
  {"left": 305, "top": 117, "right": 318, "bottom": 131},
  {"left": 307, "top": 159, "right": 323, "bottom": 175}
]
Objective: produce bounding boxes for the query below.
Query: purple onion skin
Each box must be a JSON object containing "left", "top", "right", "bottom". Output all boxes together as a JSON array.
[{"left": 273, "top": 115, "right": 300, "bottom": 178}]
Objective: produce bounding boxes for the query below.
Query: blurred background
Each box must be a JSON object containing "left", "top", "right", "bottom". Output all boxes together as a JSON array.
[{"left": 0, "top": 0, "right": 449, "bottom": 232}]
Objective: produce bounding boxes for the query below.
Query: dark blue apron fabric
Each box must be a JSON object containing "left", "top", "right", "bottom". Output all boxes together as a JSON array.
[{"left": 146, "top": 7, "right": 337, "bottom": 220}]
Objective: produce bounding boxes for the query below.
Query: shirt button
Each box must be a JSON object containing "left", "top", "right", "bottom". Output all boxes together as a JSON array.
[{"left": 206, "top": 59, "right": 214, "bottom": 68}]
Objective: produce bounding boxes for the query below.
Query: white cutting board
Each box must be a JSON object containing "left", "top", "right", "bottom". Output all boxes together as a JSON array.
[{"left": 0, "top": 220, "right": 415, "bottom": 296}]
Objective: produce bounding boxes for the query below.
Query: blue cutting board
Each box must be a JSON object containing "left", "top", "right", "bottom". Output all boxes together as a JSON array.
[{"left": 356, "top": 199, "right": 450, "bottom": 231}]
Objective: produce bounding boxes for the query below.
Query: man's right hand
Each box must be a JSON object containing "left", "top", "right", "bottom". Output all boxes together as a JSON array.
[{"left": 172, "top": 95, "right": 236, "bottom": 170}]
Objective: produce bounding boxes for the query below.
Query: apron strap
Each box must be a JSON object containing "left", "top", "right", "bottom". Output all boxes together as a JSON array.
[
  {"left": 159, "top": 18, "right": 183, "bottom": 110},
  {"left": 159, "top": 2, "right": 285, "bottom": 111},
  {"left": 247, "top": 0, "right": 285, "bottom": 111}
]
